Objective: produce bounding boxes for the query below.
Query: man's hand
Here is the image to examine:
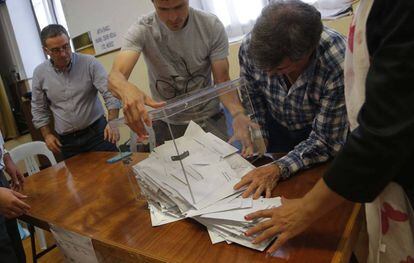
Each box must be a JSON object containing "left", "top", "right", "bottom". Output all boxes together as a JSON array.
[
  {"left": 4, "top": 154, "right": 25, "bottom": 191},
  {"left": 234, "top": 163, "right": 281, "bottom": 199},
  {"left": 121, "top": 86, "right": 165, "bottom": 139},
  {"left": 44, "top": 133, "right": 62, "bottom": 153},
  {"left": 229, "top": 114, "right": 260, "bottom": 157},
  {"left": 0, "top": 188, "right": 30, "bottom": 219},
  {"left": 244, "top": 197, "right": 314, "bottom": 255},
  {"left": 104, "top": 124, "right": 120, "bottom": 144}
]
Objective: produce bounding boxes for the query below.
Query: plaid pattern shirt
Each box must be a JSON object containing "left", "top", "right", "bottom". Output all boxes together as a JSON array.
[{"left": 239, "top": 27, "right": 349, "bottom": 178}]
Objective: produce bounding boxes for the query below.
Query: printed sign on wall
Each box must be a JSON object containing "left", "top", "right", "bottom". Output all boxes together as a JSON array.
[{"left": 90, "top": 24, "right": 120, "bottom": 55}]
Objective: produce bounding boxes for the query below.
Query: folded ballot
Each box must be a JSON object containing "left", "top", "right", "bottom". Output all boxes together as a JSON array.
[{"left": 132, "top": 121, "right": 281, "bottom": 251}]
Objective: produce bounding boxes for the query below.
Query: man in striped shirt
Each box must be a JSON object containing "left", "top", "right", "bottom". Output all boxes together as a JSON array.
[{"left": 234, "top": 0, "right": 348, "bottom": 198}]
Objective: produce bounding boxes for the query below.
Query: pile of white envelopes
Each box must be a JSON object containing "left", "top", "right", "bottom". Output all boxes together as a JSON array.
[{"left": 132, "top": 121, "right": 281, "bottom": 251}]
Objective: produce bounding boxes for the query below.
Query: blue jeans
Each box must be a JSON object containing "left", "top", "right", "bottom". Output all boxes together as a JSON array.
[
  {"left": 266, "top": 117, "right": 312, "bottom": 153},
  {"left": 59, "top": 116, "right": 118, "bottom": 159}
]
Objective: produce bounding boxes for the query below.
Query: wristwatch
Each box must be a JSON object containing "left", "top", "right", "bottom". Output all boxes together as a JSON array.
[{"left": 274, "top": 162, "right": 289, "bottom": 179}]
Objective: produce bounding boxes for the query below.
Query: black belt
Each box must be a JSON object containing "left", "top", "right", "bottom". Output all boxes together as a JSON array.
[{"left": 59, "top": 116, "right": 104, "bottom": 138}]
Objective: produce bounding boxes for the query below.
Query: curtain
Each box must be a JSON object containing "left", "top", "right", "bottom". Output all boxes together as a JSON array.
[
  {"left": 190, "top": 0, "right": 268, "bottom": 41},
  {"left": 0, "top": 75, "right": 19, "bottom": 139}
]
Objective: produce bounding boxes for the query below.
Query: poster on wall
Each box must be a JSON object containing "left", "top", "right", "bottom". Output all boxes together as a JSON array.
[
  {"left": 90, "top": 24, "right": 121, "bottom": 55},
  {"left": 72, "top": 23, "right": 121, "bottom": 56}
]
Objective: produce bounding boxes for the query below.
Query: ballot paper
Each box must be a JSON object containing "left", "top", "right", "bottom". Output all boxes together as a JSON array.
[
  {"left": 132, "top": 121, "right": 282, "bottom": 251},
  {"left": 50, "top": 224, "right": 99, "bottom": 263}
]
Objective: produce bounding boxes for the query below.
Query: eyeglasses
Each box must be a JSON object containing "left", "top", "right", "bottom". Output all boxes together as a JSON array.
[
  {"left": 45, "top": 43, "right": 71, "bottom": 55},
  {"left": 155, "top": 58, "right": 207, "bottom": 99}
]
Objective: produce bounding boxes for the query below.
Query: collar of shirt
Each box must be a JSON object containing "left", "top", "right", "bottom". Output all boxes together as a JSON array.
[
  {"left": 49, "top": 53, "right": 74, "bottom": 73},
  {"left": 265, "top": 52, "right": 318, "bottom": 95},
  {"left": 290, "top": 51, "right": 318, "bottom": 92}
]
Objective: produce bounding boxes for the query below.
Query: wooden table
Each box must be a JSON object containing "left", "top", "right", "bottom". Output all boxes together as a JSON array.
[{"left": 20, "top": 152, "right": 362, "bottom": 263}]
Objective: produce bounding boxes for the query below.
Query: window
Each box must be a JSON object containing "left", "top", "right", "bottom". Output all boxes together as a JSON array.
[
  {"left": 31, "top": 0, "right": 69, "bottom": 33},
  {"left": 191, "top": 0, "right": 267, "bottom": 42}
]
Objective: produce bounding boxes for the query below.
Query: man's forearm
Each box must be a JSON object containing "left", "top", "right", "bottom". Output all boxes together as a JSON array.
[
  {"left": 108, "top": 71, "right": 137, "bottom": 100},
  {"left": 219, "top": 91, "right": 245, "bottom": 116},
  {"left": 214, "top": 70, "right": 244, "bottom": 116},
  {"left": 211, "top": 58, "right": 245, "bottom": 115},
  {"left": 302, "top": 179, "right": 347, "bottom": 221},
  {"left": 39, "top": 125, "right": 53, "bottom": 139},
  {"left": 3, "top": 153, "right": 15, "bottom": 171},
  {"left": 3, "top": 153, "right": 12, "bottom": 166}
]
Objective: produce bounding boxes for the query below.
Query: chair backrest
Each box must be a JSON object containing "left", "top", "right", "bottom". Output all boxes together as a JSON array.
[{"left": 8, "top": 141, "right": 57, "bottom": 176}]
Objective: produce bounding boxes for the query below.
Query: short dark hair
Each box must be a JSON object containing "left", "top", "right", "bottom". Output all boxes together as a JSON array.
[
  {"left": 40, "top": 24, "right": 69, "bottom": 47},
  {"left": 248, "top": 0, "right": 323, "bottom": 70}
]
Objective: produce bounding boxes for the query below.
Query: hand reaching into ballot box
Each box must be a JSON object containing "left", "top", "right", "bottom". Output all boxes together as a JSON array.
[
  {"left": 121, "top": 85, "right": 165, "bottom": 140},
  {"left": 234, "top": 163, "right": 281, "bottom": 199},
  {"left": 229, "top": 113, "right": 258, "bottom": 157},
  {"left": 228, "top": 113, "right": 265, "bottom": 158}
]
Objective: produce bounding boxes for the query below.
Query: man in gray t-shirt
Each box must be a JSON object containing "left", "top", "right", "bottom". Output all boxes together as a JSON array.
[{"left": 109, "top": 0, "right": 256, "bottom": 154}]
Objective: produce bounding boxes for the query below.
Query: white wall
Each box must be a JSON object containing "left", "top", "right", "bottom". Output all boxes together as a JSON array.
[
  {"left": 5, "top": 0, "right": 45, "bottom": 79},
  {"left": 61, "top": 0, "right": 153, "bottom": 38}
]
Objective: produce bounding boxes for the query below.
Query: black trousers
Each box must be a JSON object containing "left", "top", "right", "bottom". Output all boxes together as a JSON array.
[
  {"left": 0, "top": 172, "right": 26, "bottom": 263},
  {"left": 58, "top": 116, "right": 118, "bottom": 159},
  {"left": 0, "top": 218, "right": 26, "bottom": 263}
]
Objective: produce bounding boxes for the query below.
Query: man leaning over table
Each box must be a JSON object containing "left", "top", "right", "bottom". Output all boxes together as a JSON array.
[
  {"left": 234, "top": 0, "right": 349, "bottom": 198},
  {"left": 0, "top": 130, "right": 29, "bottom": 262},
  {"left": 31, "top": 24, "right": 121, "bottom": 160},
  {"left": 243, "top": 0, "right": 414, "bottom": 260},
  {"left": 109, "top": 0, "right": 257, "bottom": 156}
]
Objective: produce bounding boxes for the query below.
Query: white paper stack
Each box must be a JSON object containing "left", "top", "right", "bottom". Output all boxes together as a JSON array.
[{"left": 132, "top": 121, "right": 281, "bottom": 251}]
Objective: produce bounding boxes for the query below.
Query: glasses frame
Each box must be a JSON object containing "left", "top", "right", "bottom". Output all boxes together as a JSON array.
[{"left": 45, "top": 43, "right": 71, "bottom": 55}]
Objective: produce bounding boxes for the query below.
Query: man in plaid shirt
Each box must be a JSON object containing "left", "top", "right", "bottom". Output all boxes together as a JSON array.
[{"left": 234, "top": 0, "right": 348, "bottom": 199}]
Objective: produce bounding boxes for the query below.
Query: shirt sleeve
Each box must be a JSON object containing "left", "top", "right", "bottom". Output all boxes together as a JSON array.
[
  {"left": 238, "top": 38, "right": 269, "bottom": 139},
  {"left": 323, "top": 0, "right": 414, "bottom": 202},
  {"left": 121, "top": 20, "right": 147, "bottom": 53},
  {"left": 31, "top": 68, "right": 52, "bottom": 129},
  {"left": 276, "top": 69, "right": 348, "bottom": 178},
  {"left": 89, "top": 58, "right": 121, "bottom": 110},
  {"left": 209, "top": 17, "right": 229, "bottom": 62}
]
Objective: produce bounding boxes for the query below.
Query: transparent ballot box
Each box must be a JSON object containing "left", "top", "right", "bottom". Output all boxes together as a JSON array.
[
  {"left": 109, "top": 78, "right": 275, "bottom": 251},
  {"left": 148, "top": 78, "right": 264, "bottom": 151}
]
